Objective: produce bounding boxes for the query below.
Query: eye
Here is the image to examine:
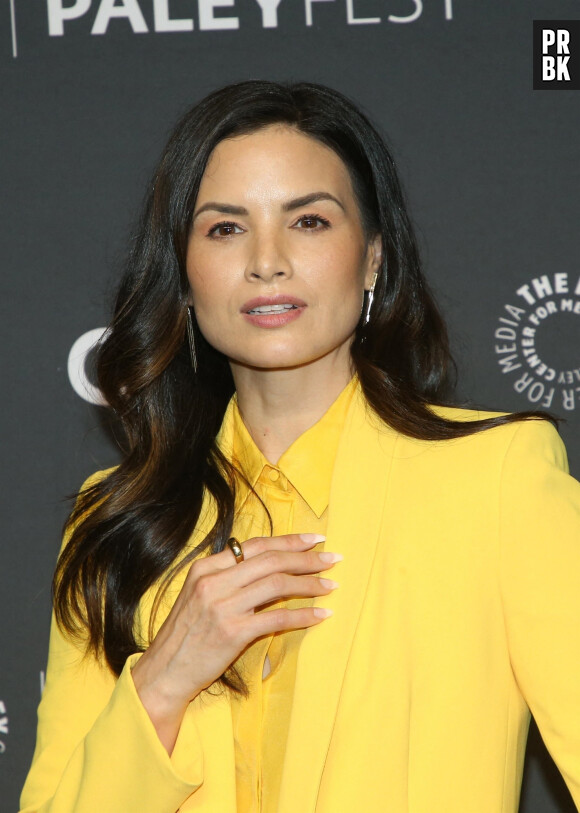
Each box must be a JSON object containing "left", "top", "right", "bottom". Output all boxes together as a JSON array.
[
  {"left": 294, "top": 214, "right": 331, "bottom": 230},
  {"left": 207, "top": 221, "right": 244, "bottom": 238}
]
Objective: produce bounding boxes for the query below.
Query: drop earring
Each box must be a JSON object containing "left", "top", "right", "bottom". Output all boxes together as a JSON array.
[
  {"left": 363, "top": 272, "right": 378, "bottom": 325},
  {"left": 186, "top": 306, "right": 198, "bottom": 373}
]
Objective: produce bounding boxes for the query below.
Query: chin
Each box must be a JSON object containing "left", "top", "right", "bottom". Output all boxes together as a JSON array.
[
  {"left": 231, "top": 343, "right": 347, "bottom": 372},
  {"left": 230, "top": 356, "right": 309, "bottom": 372}
]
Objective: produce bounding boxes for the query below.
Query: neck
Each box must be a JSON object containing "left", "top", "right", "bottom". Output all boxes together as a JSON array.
[{"left": 230, "top": 351, "right": 355, "bottom": 465}]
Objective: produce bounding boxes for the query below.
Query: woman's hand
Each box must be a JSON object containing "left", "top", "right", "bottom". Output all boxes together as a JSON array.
[{"left": 131, "top": 532, "right": 340, "bottom": 753}]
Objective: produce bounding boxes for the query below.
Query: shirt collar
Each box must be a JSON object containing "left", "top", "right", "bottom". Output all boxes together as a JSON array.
[{"left": 217, "top": 376, "right": 359, "bottom": 519}]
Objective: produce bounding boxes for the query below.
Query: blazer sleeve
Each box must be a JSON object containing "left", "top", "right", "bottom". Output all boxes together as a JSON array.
[
  {"left": 499, "top": 419, "right": 580, "bottom": 806},
  {"left": 19, "top": 474, "right": 205, "bottom": 813}
]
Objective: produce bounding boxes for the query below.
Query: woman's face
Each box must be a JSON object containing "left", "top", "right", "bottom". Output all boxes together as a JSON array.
[{"left": 186, "top": 124, "right": 381, "bottom": 373}]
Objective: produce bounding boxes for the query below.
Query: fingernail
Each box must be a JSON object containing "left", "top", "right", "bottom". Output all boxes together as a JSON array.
[
  {"left": 300, "top": 533, "right": 326, "bottom": 545},
  {"left": 313, "top": 607, "right": 333, "bottom": 618},
  {"left": 318, "top": 552, "right": 343, "bottom": 563},
  {"left": 318, "top": 578, "right": 340, "bottom": 589}
]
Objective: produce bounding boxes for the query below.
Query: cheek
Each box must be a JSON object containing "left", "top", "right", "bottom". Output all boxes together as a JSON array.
[
  {"left": 187, "top": 252, "right": 230, "bottom": 309},
  {"left": 186, "top": 264, "right": 237, "bottom": 349},
  {"left": 320, "top": 291, "right": 364, "bottom": 344},
  {"left": 312, "top": 246, "right": 367, "bottom": 315}
]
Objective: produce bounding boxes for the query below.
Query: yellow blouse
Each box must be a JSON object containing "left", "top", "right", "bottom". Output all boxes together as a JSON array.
[{"left": 228, "top": 375, "right": 357, "bottom": 812}]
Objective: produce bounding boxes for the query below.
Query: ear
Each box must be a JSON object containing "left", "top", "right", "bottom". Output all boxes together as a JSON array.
[{"left": 364, "top": 234, "right": 383, "bottom": 290}]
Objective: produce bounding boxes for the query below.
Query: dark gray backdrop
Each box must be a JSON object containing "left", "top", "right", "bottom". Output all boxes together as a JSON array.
[{"left": 2, "top": 1, "right": 579, "bottom": 810}]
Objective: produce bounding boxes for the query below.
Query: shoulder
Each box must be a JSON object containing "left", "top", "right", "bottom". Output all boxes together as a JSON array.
[
  {"left": 374, "top": 404, "right": 570, "bottom": 490},
  {"left": 496, "top": 422, "right": 580, "bottom": 552},
  {"left": 430, "top": 404, "right": 508, "bottom": 422},
  {"left": 496, "top": 419, "right": 571, "bottom": 490},
  {"left": 430, "top": 411, "right": 576, "bottom": 511},
  {"left": 59, "top": 467, "right": 118, "bottom": 554},
  {"left": 429, "top": 404, "right": 566, "bottom": 462},
  {"left": 78, "top": 466, "right": 118, "bottom": 493},
  {"left": 356, "top": 389, "right": 566, "bottom": 465}
]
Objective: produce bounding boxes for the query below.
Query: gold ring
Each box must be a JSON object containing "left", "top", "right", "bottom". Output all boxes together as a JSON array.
[{"left": 227, "top": 537, "right": 244, "bottom": 564}]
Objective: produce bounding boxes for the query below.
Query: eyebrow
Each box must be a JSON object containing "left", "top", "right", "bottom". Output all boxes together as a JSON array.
[{"left": 192, "top": 191, "right": 345, "bottom": 221}]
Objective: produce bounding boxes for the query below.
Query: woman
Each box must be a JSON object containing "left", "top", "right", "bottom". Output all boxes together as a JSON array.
[{"left": 21, "top": 80, "right": 580, "bottom": 813}]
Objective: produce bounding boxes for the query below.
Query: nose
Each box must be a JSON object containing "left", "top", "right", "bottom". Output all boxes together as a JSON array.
[{"left": 244, "top": 230, "right": 293, "bottom": 283}]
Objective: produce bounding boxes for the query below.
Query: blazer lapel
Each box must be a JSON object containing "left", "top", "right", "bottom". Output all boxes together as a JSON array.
[{"left": 278, "top": 386, "right": 399, "bottom": 813}]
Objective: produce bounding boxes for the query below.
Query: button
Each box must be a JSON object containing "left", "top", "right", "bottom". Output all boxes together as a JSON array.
[{"left": 268, "top": 469, "right": 280, "bottom": 482}]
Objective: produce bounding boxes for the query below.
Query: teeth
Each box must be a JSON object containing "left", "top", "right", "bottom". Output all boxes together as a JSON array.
[{"left": 248, "top": 304, "right": 298, "bottom": 314}]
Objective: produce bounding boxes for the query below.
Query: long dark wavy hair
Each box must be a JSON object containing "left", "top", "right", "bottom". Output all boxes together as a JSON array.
[{"left": 53, "top": 79, "right": 550, "bottom": 694}]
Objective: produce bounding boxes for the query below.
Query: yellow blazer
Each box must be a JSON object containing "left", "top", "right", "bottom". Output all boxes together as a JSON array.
[{"left": 21, "top": 384, "right": 580, "bottom": 812}]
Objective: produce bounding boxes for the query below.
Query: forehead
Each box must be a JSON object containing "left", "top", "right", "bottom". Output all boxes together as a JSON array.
[{"left": 198, "top": 124, "right": 355, "bottom": 199}]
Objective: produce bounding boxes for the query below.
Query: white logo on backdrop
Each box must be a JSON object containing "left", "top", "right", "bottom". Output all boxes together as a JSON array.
[
  {"left": 9, "top": 0, "right": 454, "bottom": 57},
  {"left": 493, "top": 273, "right": 580, "bottom": 411},
  {"left": 0, "top": 700, "right": 8, "bottom": 755},
  {"left": 67, "top": 328, "right": 108, "bottom": 406}
]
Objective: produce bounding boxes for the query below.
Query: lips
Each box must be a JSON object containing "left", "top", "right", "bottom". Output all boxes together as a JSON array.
[
  {"left": 241, "top": 294, "right": 307, "bottom": 329},
  {"left": 241, "top": 294, "right": 307, "bottom": 314}
]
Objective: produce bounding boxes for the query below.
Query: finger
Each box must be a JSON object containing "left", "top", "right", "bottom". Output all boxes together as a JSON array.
[
  {"left": 246, "top": 605, "right": 333, "bottom": 638},
  {"left": 223, "top": 548, "right": 343, "bottom": 592},
  {"left": 210, "top": 533, "right": 326, "bottom": 572},
  {"left": 234, "top": 573, "right": 339, "bottom": 614}
]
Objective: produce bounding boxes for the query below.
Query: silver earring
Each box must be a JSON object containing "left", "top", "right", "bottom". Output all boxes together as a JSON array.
[
  {"left": 186, "top": 306, "right": 198, "bottom": 373},
  {"left": 363, "top": 272, "right": 378, "bottom": 325}
]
